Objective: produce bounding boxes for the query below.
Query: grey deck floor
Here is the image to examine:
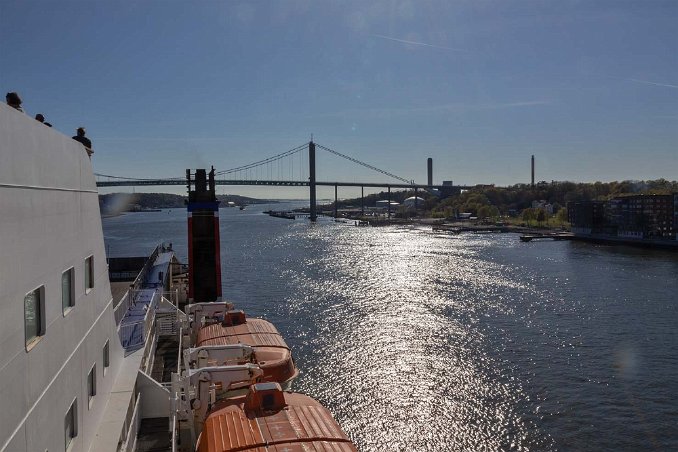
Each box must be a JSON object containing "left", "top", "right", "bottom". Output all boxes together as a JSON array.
[{"left": 136, "top": 417, "right": 171, "bottom": 452}]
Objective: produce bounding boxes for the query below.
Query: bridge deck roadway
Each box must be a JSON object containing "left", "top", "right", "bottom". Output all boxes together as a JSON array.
[{"left": 96, "top": 179, "right": 471, "bottom": 190}]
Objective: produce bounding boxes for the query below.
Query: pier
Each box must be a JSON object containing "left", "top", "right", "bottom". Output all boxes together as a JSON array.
[
  {"left": 265, "top": 210, "right": 296, "bottom": 220},
  {"left": 520, "top": 233, "right": 574, "bottom": 242},
  {"left": 432, "top": 224, "right": 511, "bottom": 234}
]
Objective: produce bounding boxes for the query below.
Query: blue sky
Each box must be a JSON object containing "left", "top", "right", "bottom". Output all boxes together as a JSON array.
[{"left": 1, "top": 0, "right": 676, "bottom": 198}]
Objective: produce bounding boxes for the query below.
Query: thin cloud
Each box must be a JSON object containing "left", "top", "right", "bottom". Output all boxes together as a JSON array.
[
  {"left": 96, "top": 136, "right": 232, "bottom": 142},
  {"left": 315, "top": 100, "right": 550, "bottom": 119},
  {"left": 372, "top": 34, "right": 466, "bottom": 52},
  {"left": 628, "top": 78, "right": 678, "bottom": 89},
  {"left": 481, "top": 100, "right": 551, "bottom": 110}
]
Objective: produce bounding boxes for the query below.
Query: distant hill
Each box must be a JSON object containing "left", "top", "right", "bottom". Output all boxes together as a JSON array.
[{"left": 99, "top": 192, "right": 277, "bottom": 215}]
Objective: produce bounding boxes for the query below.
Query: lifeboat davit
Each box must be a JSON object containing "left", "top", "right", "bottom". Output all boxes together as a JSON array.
[{"left": 197, "top": 382, "right": 356, "bottom": 452}]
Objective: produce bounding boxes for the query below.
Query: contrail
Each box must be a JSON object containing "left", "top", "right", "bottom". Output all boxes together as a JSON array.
[
  {"left": 372, "top": 34, "right": 466, "bottom": 52},
  {"left": 628, "top": 78, "right": 678, "bottom": 89}
]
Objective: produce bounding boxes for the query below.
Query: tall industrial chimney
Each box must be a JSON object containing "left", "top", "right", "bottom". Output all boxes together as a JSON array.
[
  {"left": 186, "top": 167, "right": 222, "bottom": 303},
  {"left": 427, "top": 158, "right": 433, "bottom": 187},
  {"left": 531, "top": 155, "right": 535, "bottom": 188}
]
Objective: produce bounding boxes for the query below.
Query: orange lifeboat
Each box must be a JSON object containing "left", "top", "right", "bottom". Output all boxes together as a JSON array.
[
  {"left": 196, "top": 310, "right": 298, "bottom": 388},
  {"left": 197, "top": 382, "right": 356, "bottom": 452}
]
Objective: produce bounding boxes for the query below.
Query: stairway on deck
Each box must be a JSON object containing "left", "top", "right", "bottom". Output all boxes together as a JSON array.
[{"left": 150, "top": 336, "right": 179, "bottom": 383}]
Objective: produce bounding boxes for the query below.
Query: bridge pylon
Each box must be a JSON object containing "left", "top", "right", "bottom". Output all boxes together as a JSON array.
[{"left": 309, "top": 141, "right": 317, "bottom": 222}]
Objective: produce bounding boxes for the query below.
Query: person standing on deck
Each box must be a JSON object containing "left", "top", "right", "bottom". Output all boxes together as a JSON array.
[
  {"left": 5, "top": 92, "right": 23, "bottom": 112},
  {"left": 35, "top": 113, "right": 52, "bottom": 127},
  {"left": 72, "top": 127, "right": 93, "bottom": 156}
]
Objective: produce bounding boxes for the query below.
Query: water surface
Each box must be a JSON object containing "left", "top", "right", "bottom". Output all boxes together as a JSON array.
[{"left": 103, "top": 204, "right": 678, "bottom": 451}]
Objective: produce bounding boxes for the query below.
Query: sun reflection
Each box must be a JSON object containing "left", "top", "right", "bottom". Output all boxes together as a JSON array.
[{"left": 276, "top": 225, "right": 550, "bottom": 451}]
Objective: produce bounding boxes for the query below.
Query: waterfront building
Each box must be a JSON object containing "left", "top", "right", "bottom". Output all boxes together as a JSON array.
[
  {"left": 567, "top": 200, "right": 607, "bottom": 234},
  {"left": 568, "top": 194, "right": 676, "bottom": 240}
]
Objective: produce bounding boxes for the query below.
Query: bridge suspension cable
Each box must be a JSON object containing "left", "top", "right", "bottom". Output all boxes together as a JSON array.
[
  {"left": 314, "top": 143, "right": 413, "bottom": 185},
  {"left": 215, "top": 143, "right": 308, "bottom": 175},
  {"left": 95, "top": 141, "right": 415, "bottom": 186}
]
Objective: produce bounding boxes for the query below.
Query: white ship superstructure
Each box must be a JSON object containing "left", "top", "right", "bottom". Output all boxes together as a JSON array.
[{"left": 0, "top": 103, "right": 130, "bottom": 452}]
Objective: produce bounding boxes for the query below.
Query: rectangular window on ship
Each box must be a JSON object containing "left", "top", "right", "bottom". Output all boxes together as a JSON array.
[
  {"left": 87, "top": 365, "right": 96, "bottom": 407},
  {"left": 62, "top": 267, "right": 75, "bottom": 313},
  {"left": 65, "top": 399, "right": 77, "bottom": 450},
  {"left": 24, "top": 286, "right": 45, "bottom": 348},
  {"left": 103, "top": 340, "right": 110, "bottom": 374},
  {"left": 85, "top": 255, "right": 94, "bottom": 291}
]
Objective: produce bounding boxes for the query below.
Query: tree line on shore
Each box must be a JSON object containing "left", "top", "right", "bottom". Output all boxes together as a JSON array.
[{"left": 332, "top": 179, "right": 678, "bottom": 222}]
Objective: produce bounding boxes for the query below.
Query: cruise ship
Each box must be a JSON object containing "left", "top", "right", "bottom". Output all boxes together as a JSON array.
[{"left": 0, "top": 103, "right": 356, "bottom": 451}]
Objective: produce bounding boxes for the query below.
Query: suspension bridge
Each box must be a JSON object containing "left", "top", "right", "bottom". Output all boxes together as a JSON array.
[{"left": 95, "top": 141, "right": 471, "bottom": 221}]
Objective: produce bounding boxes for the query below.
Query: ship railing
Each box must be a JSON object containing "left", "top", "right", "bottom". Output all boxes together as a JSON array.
[
  {"left": 116, "top": 287, "right": 172, "bottom": 328},
  {"left": 118, "top": 290, "right": 159, "bottom": 355},
  {"left": 160, "top": 289, "right": 181, "bottom": 307},
  {"left": 139, "top": 291, "right": 160, "bottom": 371},
  {"left": 113, "top": 290, "right": 133, "bottom": 326},
  {"left": 177, "top": 326, "right": 183, "bottom": 374},
  {"left": 170, "top": 410, "right": 177, "bottom": 452},
  {"left": 113, "top": 270, "right": 174, "bottom": 326},
  {"left": 118, "top": 391, "right": 142, "bottom": 452},
  {"left": 168, "top": 326, "right": 184, "bottom": 452},
  {"left": 130, "top": 244, "right": 162, "bottom": 292},
  {"left": 155, "top": 291, "right": 187, "bottom": 337},
  {"left": 169, "top": 370, "right": 182, "bottom": 452},
  {"left": 118, "top": 320, "right": 145, "bottom": 352},
  {"left": 160, "top": 289, "right": 187, "bottom": 322}
]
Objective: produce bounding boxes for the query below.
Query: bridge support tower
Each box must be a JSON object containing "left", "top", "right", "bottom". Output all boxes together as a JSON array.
[
  {"left": 309, "top": 141, "right": 317, "bottom": 221},
  {"left": 387, "top": 186, "right": 391, "bottom": 219}
]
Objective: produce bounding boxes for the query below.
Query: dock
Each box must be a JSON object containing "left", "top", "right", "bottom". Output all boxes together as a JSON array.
[
  {"left": 265, "top": 210, "right": 296, "bottom": 219},
  {"left": 520, "top": 233, "right": 574, "bottom": 242},
  {"left": 432, "top": 224, "right": 510, "bottom": 234}
]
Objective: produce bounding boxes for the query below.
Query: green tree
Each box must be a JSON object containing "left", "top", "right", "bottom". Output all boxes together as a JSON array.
[
  {"left": 477, "top": 205, "right": 498, "bottom": 220},
  {"left": 556, "top": 207, "right": 568, "bottom": 224},
  {"left": 521, "top": 208, "right": 535, "bottom": 226}
]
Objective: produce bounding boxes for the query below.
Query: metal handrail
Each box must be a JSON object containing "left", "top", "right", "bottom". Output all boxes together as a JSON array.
[
  {"left": 177, "top": 326, "right": 183, "bottom": 374},
  {"left": 119, "top": 392, "right": 141, "bottom": 452},
  {"left": 130, "top": 244, "right": 162, "bottom": 291},
  {"left": 143, "top": 292, "right": 158, "bottom": 337},
  {"left": 113, "top": 243, "right": 164, "bottom": 327},
  {"left": 118, "top": 290, "right": 160, "bottom": 353},
  {"left": 169, "top": 373, "right": 180, "bottom": 452},
  {"left": 139, "top": 291, "right": 159, "bottom": 370},
  {"left": 113, "top": 290, "right": 131, "bottom": 326}
]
